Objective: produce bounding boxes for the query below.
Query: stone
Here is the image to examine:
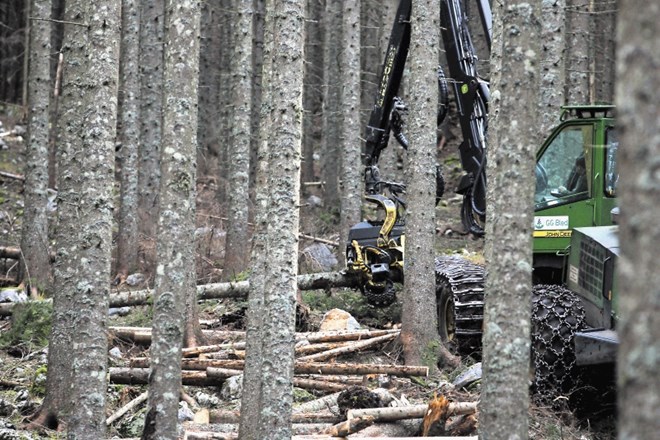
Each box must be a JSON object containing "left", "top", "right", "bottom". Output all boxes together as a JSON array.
[
  {"left": 220, "top": 374, "right": 243, "bottom": 400},
  {"left": 0, "top": 289, "right": 27, "bottom": 303},
  {"left": 178, "top": 401, "right": 195, "bottom": 422},
  {"left": 125, "top": 273, "right": 146, "bottom": 286},
  {"left": 300, "top": 243, "right": 338, "bottom": 272},
  {"left": 109, "top": 347, "right": 123, "bottom": 359},
  {"left": 319, "top": 308, "right": 361, "bottom": 331}
]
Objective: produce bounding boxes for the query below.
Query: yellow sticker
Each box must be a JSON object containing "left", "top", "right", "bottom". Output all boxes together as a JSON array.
[{"left": 533, "top": 230, "right": 573, "bottom": 238}]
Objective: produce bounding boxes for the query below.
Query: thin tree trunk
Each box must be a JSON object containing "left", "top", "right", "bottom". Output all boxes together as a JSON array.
[
  {"left": 116, "top": 0, "right": 141, "bottom": 280},
  {"left": 258, "top": 0, "right": 305, "bottom": 436},
  {"left": 538, "top": 0, "right": 565, "bottom": 134},
  {"left": 223, "top": 0, "right": 254, "bottom": 281},
  {"left": 21, "top": 0, "right": 53, "bottom": 295},
  {"left": 479, "top": 0, "right": 539, "bottom": 437},
  {"left": 142, "top": 1, "right": 201, "bottom": 438},
  {"left": 238, "top": 0, "right": 274, "bottom": 437},
  {"left": 400, "top": 0, "right": 442, "bottom": 369},
  {"left": 563, "top": 0, "right": 591, "bottom": 104},
  {"left": 339, "top": 0, "right": 362, "bottom": 266}
]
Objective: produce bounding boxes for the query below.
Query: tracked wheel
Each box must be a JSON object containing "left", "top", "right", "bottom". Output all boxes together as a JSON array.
[
  {"left": 531, "top": 284, "right": 586, "bottom": 402},
  {"left": 436, "top": 256, "right": 485, "bottom": 356}
]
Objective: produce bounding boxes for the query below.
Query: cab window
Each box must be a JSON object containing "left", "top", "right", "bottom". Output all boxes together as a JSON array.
[
  {"left": 604, "top": 127, "right": 618, "bottom": 197},
  {"left": 535, "top": 125, "right": 592, "bottom": 208}
]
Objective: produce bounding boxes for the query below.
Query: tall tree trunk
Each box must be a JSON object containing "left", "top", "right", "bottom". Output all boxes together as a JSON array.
[
  {"left": 116, "top": 0, "right": 141, "bottom": 281},
  {"left": 223, "top": 0, "right": 254, "bottom": 281},
  {"left": 320, "top": 0, "right": 342, "bottom": 212},
  {"left": 563, "top": 0, "right": 590, "bottom": 104},
  {"left": 301, "top": 0, "right": 323, "bottom": 185},
  {"left": 215, "top": 0, "right": 234, "bottom": 206},
  {"left": 538, "top": 0, "right": 565, "bottom": 134},
  {"left": 615, "top": 0, "right": 660, "bottom": 438},
  {"left": 197, "top": 0, "right": 222, "bottom": 177},
  {"left": 47, "top": 0, "right": 65, "bottom": 190},
  {"left": 249, "top": 0, "right": 266, "bottom": 196},
  {"left": 590, "top": 0, "right": 617, "bottom": 104},
  {"left": 239, "top": 4, "right": 274, "bottom": 437},
  {"left": 339, "top": 0, "right": 362, "bottom": 265},
  {"left": 257, "top": 0, "right": 305, "bottom": 437},
  {"left": 142, "top": 1, "right": 201, "bottom": 438},
  {"left": 399, "top": 0, "right": 441, "bottom": 369},
  {"left": 138, "top": 0, "right": 164, "bottom": 267},
  {"left": 479, "top": 0, "right": 539, "bottom": 438},
  {"left": 21, "top": 0, "right": 53, "bottom": 295}
]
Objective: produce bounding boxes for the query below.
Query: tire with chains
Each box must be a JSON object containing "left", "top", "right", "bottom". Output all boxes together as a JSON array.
[
  {"left": 435, "top": 256, "right": 486, "bottom": 355},
  {"left": 531, "top": 284, "right": 585, "bottom": 401}
]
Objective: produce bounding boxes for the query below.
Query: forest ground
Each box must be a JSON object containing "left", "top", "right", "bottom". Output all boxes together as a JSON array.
[{"left": 0, "top": 113, "right": 615, "bottom": 439}]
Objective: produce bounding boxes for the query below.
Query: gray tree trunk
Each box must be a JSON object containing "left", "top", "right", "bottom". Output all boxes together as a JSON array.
[
  {"left": 138, "top": 0, "right": 164, "bottom": 258},
  {"left": 215, "top": 0, "right": 234, "bottom": 206},
  {"left": 538, "top": 0, "right": 565, "bottom": 134},
  {"left": 257, "top": 0, "right": 305, "bottom": 437},
  {"left": 249, "top": 0, "right": 266, "bottom": 194},
  {"left": 142, "top": 1, "right": 200, "bottom": 438},
  {"left": 301, "top": 0, "right": 323, "bottom": 185},
  {"left": 479, "top": 0, "right": 539, "bottom": 438},
  {"left": 615, "top": 0, "right": 660, "bottom": 438},
  {"left": 339, "top": 0, "right": 362, "bottom": 265},
  {"left": 399, "top": 0, "right": 441, "bottom": 369},
  {"left": 116, "top": 0, "right": 141, "bottom": 280},
  {"left": 223, "top": 0, "right": 254, "bottom": 281},
  {"left": 21, "top": 0, "right": 52, "bottom": 295},
  {"left": 320, "top": 0, "right": 342, "bottom": 212},
  {"left": 197, "top": 0, "right": 222, "bottom": 178},
  {"left": 563, "top": 0, "right": 590, "bottom": 104},
  {"left": 34, "top": 0, "right": 121, "bottom": 436},
  {"left": 590, "top": 0, "right": 617, "bottom": 104},
  {"left": 239, "top": 3, "right": 274, "bottom": 437}
]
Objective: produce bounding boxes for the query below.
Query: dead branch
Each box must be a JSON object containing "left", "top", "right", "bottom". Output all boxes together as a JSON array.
[
  {"left": 301, "top": 329, "right": 399, "bottom": 343},
  {"left": 347, "top": 401, "right": 478, "bottom": 422},
  {"left": 297, "top": 333, "right": 397, "bottom": 362},
  {"left": 325, "top": 415, "right": 374, "bottom": 437},
  {"left": 300, "top": 233, "right": 339, "bottom": 247},
  {"left": 106, "top": 391, "right": 148, "bottom": 425},
  {"left": 183, "top": 342, "right": 246, "bottom": 357},
  {"left": 295, "top": 341, "right": 351, "bottom": 355}
]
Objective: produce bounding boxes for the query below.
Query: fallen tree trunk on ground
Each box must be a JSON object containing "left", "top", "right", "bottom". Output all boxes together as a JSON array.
[
  {"left": 0, "top": 271, "right": 360, "bottom": 315},
  {"left": 346, "top": 402, "right": 478, "bottom": 422}
]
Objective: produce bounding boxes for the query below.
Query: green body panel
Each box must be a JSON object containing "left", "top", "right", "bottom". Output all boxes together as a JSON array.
[{"left": 532, "top": 106, "right": 617, "bottom": 275}]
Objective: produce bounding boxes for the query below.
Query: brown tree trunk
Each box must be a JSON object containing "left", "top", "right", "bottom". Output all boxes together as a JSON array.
[
  {"left": 21, "top": 0, "right": 53, "bottom": 295},
  {"left": 142, "top": 1, "right": 201, "bottom": 438},
  {"left": 479, "top": 0, "right": 539, "bottom": 438},
  {"left": 615, "top": 0, "right": 660, "bottom": 437}
]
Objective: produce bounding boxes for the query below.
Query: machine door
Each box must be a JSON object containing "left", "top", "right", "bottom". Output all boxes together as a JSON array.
[{"left": 534, "top": 123, "right": 595, "bottom": 254}]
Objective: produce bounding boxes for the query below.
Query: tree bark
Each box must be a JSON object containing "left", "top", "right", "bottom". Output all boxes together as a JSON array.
[
  {"left": 257, "top": 1, "right": 305, "bottom": 436},
  {"left": 339, "top": 0, "right": 363, "bottom": 266},
  {"left": 21, "top": 0, "right": 53, "bottom": 295},
  {"left": 400, "top": 0, "right": 442, "bottom": 369},
  {"left": 223, "top": 0, "right": 254, "bottom": 281},
  {"left": 137, "top": 0, "right": 164, "bottom": 258},
  {"left": 615, "top": 0, "right": 660, "bottom": 437},
  {"left": 479, "top": 0, "right": 539, "bottom": 438},
  {"left": 116, "top": 0, "right": 141, "bottom": 280},
  {"left": 563, "top": 0, "right": 590, "bottom": 104},
  {"left": 142, "top": 1, "right": 201, "bottom": 438},
  {"left": 538, "top": 0, "right": 565, "bottom": 134}
]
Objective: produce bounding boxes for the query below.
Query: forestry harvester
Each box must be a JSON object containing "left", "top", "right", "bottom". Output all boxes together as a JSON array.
[{"left": 343, "top": 0, "right": 621, "bottom": 379}]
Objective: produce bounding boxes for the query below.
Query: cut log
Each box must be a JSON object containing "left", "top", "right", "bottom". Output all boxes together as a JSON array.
[
  {"left": 0, "top": 246, "right": 21, "bottom": 259},
  {"left": 325, "top": 415, "right": 374, "bottom": 437},
  {"left": 346, "top": 402, "right": 478, "bottom": 422},
  {"left": 205, "top": 367, "right": 243, "bottom": 378},
  {"left": 297, "top": 333, "right": 397, "bottom": 362},
  {"left": 183, "top": 342, "right": 246, "bottom": 357},
  {"left": 293, "top": 391, "right": 341, "bottom": 414},
  {"left": 295, "top": 341, "right": 352, "bottom": 355},
  {"left": 109, "top": 368, "right": 222, "bottom": 386},
  {"left": 209, "top": 410, "right": 338, "bottom": 424},
  {"left": 293, "top": 377, "right": 349, "bottom": 393},
  {"left": 294, "top": 362, "right": 428, "bottom": 378}
]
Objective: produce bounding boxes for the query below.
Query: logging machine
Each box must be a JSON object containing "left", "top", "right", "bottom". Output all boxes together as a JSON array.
[{"left": 344, "top": 0, "right": 620, "bottom": 370}]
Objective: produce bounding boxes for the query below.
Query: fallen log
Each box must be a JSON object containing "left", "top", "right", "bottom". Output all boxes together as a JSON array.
[
  {"left": 182, "top": 423, "right": 332, "bottom": 438},
  {"left": 209, "top": 409, "right": 339, "bottom": 424},
  {"left": 347, "top": 402, "right": 478, "bottom": 422},
  {"left": 297, "top": 333, "right": 397, "bottom": 362},
  {"left": 106, "top": 391, "right": 148, "bottom": 425},
  {"left": 292, "top": 436, "right": 478, "bottom": 440},
  {"left": 109, "top": 368, "right": 221, "bottom": 386},
  {"left": 183, "top": 342, "right": 246, "bottom": 357},
  {"left": 293, "top": 391, "right": 341, "bottom": 414},
  {"left": 293, "top": 377, "right": 349, "bottom": 393},
  {"left": 0, "top": 271, "right": 360, "bottom": 315},
  {"left": 325, "top": 415, "right": 374, "bottom": 437},
  {"left": 205, "top": 367, "right": 243, "bottom": 378},
  {"left": 295, "top": 341, "right": 352, "bottom": 355}
]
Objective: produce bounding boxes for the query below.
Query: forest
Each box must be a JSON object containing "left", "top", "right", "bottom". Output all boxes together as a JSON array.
[{"left": 0, "top": 0, "right": 658, "bottom": 439}]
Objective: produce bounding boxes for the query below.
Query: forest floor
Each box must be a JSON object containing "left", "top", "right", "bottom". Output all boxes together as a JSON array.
[{"left": 0, "top": 114, "right": 615, "bottom": 439}]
